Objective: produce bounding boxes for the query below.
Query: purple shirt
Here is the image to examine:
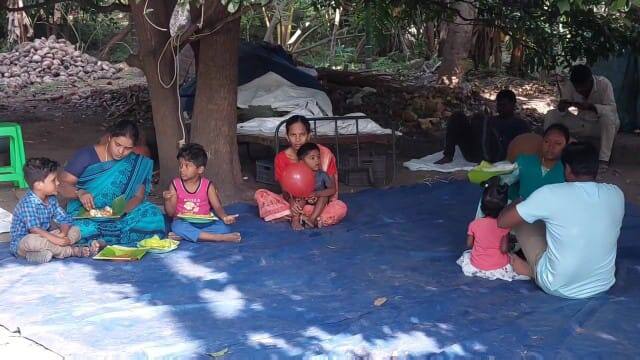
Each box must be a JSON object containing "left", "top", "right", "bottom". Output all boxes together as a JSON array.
[{"left": 65, "top": 146, "right": 100, "bottom": 178}]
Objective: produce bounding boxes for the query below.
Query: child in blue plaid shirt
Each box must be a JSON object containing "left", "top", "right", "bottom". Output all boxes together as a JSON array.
[{"left": 10, "top": 158, "right": 102, "bottom": 263}]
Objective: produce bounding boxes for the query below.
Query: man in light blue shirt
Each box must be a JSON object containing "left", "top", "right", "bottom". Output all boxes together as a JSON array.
[{"left": 498, "top": 142, "right": 624, "bottom": 299}]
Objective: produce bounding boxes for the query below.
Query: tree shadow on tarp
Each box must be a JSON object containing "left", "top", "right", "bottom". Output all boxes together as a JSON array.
[{"left": 0, "top": 183, "right": 639, "bottom": 358}]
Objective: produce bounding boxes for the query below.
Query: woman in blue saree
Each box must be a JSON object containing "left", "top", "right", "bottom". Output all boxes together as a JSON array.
[{"left": 59, "top": 120, "right": 165, "bottom": 245}]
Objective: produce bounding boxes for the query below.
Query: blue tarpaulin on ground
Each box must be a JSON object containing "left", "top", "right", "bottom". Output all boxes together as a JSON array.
[{"left": 0, "top": 183, "right": 639, "bottom": 358}]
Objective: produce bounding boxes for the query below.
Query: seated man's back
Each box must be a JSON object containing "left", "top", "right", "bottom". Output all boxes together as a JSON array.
[{"left": 517, "top": 181, "right": 624, "bottom": 298}]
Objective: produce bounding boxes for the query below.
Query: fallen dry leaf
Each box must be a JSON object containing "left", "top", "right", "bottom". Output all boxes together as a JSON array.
[
  {"left": 208, "top": 347, "right": 229, "bottom": 358},
  {"left": 374, "top": 297, "right": 388, "bottom": 306}
]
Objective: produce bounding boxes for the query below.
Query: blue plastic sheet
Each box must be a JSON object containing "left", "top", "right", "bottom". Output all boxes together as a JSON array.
[{"left": 0, "top": 182, "right": 639, "bottom": 358}]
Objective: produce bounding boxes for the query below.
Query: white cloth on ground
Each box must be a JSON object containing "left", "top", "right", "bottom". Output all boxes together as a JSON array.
[
  {"left": 404, "top": 147, "right": 477, "bottom": 172},
  {"left": 456, "top": 250, "right": 529, "bottom": 281},
  {"left": 0, "top": 207, "right": 12, "bottom": 234}
]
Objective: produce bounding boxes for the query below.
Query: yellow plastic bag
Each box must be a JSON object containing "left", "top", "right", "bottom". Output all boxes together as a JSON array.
[{"left": 137, "top": 235, "right": 179, "bottom": 254}]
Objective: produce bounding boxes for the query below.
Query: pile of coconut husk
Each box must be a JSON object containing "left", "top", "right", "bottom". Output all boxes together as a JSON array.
[
  {"left": 61, "top": 84, "right": 152, "bottom": 124},
  {"left": 327, "top": 82, "right": 488, "bottom": 135},
  {"left": 325, "top": 69, "right": 554, "bottom": 135},
  {"left": 0, "top": 36, "right": 122, "bottom": 91}
]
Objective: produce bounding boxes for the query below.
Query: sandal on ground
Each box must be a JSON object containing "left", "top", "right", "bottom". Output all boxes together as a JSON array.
[{"left": 596, "top": 162, "right": 610, "bottom": 182}]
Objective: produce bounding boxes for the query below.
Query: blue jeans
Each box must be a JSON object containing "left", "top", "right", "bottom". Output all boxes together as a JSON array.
[{"left": 171, "top": 219, "right": 232, "bottom": 243}]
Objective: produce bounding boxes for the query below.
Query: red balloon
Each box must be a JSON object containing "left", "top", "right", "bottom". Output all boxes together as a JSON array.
[{"left": 280, "top": 162, "right": 315, "bottom": 197}]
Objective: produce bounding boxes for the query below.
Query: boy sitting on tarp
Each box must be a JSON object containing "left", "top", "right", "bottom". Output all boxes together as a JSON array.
[{"left": 10, "top": 158, "right": 102, "bottom": 263}]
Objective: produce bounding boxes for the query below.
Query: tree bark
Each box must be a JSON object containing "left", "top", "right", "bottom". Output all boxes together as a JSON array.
[
  {"left": 509, "top": 38, "right": 524, "bottom": 75},
  {"left": 317, "top": 68, "right": 417, "bottom": 90},
  {"left": 424, "top": 21, "right": 436, "bottom": 59},
  {"left": 190, "top": 40, "right": 200, "bottom": 74},
  {"left": 6, "top": 0, "right": 33, "bottom": 44},
  {"left": 191, "top": 10, "right": 243, "bottom": 202},
  {"left": 329, "top": 7, "right": 341, "bottom": 57},
  {"left": 130, "top": 0, "right": 182, "bottom": 191},
  {"left": 437, "top": 1, "right": 476, "bottom": 85},
  {"left": 264, "top": 0, "right": 286, "bottom": 44},
  {"left": 492, "top": 28, "right": 502, "bottom": 69},
  {"left": 99, "top": 23, "right": 132, "bottom": 60}
]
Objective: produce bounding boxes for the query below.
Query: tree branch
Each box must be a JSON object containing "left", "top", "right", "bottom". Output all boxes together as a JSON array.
[
  {"left": 84, "top": 0, "right": 129, "bottom": 13},
  {"left": 99, "top": 23, "right": 132, "bottom": 59},
  {"left": 180, "top": 2, "right": 265, "bottom": 47},
  {"left": 293, "top": 30, "right": 363, "bottom": 54},
  {"left": 430, "top": 1, "right": 542, "bottom": 56},
  {"left": 3, "top": 0, "right": 129, "bottom": 13}
]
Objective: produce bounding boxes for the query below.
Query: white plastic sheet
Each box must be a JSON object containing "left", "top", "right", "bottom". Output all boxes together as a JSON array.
[
  {"left": 0, "top": 207, "right": 12, "bottom": 234},
  {"left": 236, "top": 72, "right": 395, "bottom": 137},
  {"left": 403, "top": 147, "right": 477, "bottom": 172}
]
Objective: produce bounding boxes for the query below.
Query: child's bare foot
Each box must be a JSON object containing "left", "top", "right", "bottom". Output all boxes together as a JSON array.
[
  {"left": 219, "top": 232, "right": 241, "bottom": 242},
  {"left": 300, "top": 215, "right": 317, "bottom": 228},
  {"left": 71, "top": 246, "right": 92, "bottom": 258},
  {"left": 167, "top": 232, "right": 182, "bottom": 241},
  {"left": 89, "top": 240, "right": 107, "bottom": 256},
  {"left": 200, "top": 232, "right": 241, "bottom": 242},
  {"left": 269, "top": 215, "right": 291, "bottom": 223},
  {"left": 292, "top": 216, "right": 304, "bottom": 231},
  {"left": 510, "top": 254, "right": 533, "bottom": 277}
]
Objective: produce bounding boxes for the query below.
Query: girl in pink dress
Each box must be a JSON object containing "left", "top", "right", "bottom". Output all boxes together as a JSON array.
[
  {"left": 254, "top": 115, "right": 347, "bottom": 230},
  {"left": 457, "top": 180, "right": 528, "bottom": 281}
]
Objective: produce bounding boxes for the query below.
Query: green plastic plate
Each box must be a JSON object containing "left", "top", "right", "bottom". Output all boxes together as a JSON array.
[{"left": 177, "top": 214, "right": 218, "bottom": 224}]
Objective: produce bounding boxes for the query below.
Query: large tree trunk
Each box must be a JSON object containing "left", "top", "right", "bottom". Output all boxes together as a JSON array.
[
  {"left": 191, "top": 11, "right": 243, "bottom": 203},
  {"left": 130, "top": 0, "right": 182, "bottom": 191},
  {"left": 128, "top": 0, "right": 245, "bottom": 200},
  {"left": 437, "top": 1, "right": 476, "bottom": 85},
  {"left": 424, "top": 21, "right": 436, "bottom": 59},
  {"left": 470, "top": 25, "right": 487, "bottom": 69},
  {"left": 264, "top": 0, "right": 287, "bottom": 44},
  {"left": 6, "top": 0, "right": 33, "bottom": 44},
  {"left": 492, "top": 28, "right": 503, "bottom": 69},
  {"left": 509, "top": 38, "right": 524, "bottom": 75},
  {"left": 471, "top": 26, "right": 502, "bottom": 70}
]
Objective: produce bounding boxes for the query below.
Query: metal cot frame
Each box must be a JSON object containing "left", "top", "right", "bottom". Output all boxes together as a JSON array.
[{"left": 237, "top": 115, "right": 397, "bottom": 184}]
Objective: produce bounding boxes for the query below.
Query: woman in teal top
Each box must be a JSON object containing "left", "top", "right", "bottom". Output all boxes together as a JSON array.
[
  {"left": 504, "top": 124, "right": 570, "bottom": 201},
  {"left": 475, "top": 124, "right": 570, "bottom": 218}
]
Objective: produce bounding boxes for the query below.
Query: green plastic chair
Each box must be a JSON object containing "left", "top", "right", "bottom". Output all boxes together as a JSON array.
[{"left": 0, "top": 122, "right": 28, "bottom": 189}]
